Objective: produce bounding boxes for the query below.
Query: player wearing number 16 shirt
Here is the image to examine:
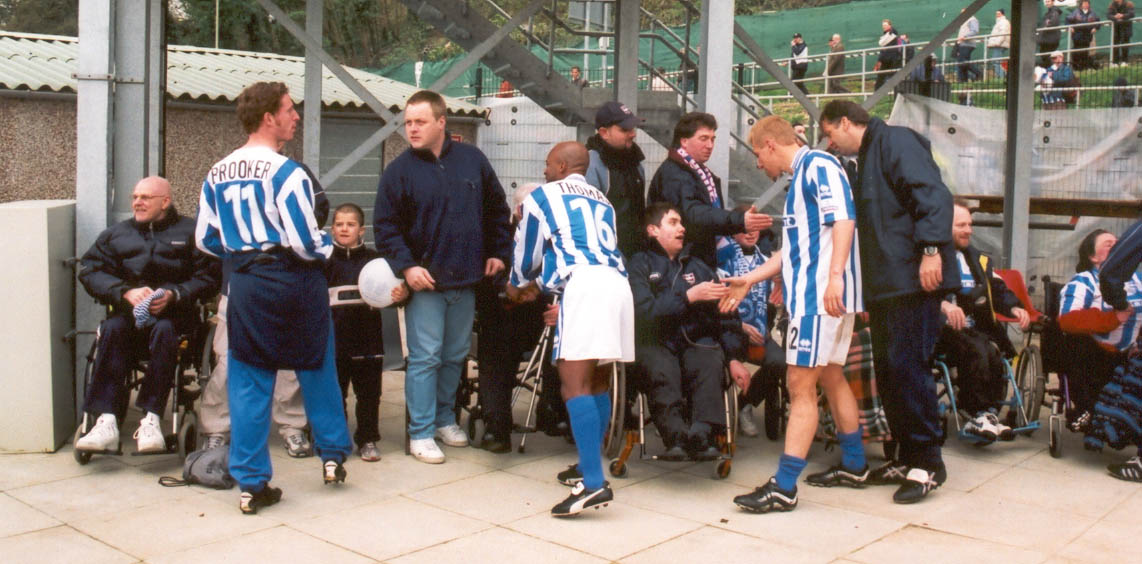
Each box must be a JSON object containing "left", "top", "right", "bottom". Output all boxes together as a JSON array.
[
  {"left": 195, "top": 81, "right": 352, "bottom": 515},
  {"left": 508, "top": 141, "right": 634, "bottom": 516}
]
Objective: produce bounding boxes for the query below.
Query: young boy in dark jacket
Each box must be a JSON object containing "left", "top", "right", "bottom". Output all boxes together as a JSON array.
[
  {"left": 628, "top": 203, "right": 752, "bottom": 460},
  {"left": 325, "top": 204, "right": 408, "bottom": 461}
]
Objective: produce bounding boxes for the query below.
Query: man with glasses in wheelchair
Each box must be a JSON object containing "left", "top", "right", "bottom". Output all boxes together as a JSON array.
[
  {"left": 937, "top": 199, "right": 1031, "bottom": 443},
  {"left": 75, "top": 176, "right": 220, "bottom": 455}
]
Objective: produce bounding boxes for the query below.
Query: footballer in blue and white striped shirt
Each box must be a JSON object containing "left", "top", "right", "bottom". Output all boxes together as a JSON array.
[
  {"left": 506, "top": 141, "right": 633, "bottom": 517},
  {"left": 729, "top": 116, "right": 869, "bottom": 514}
]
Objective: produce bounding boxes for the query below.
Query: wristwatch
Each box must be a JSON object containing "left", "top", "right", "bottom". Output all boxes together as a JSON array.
[{"left": 922, "top": 246, "right": 939, "bottom": 257}]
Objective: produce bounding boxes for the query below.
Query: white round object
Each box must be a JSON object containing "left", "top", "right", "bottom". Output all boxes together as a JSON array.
[{"left": 358, "top": 258, "right": 401, "bottom": 308}]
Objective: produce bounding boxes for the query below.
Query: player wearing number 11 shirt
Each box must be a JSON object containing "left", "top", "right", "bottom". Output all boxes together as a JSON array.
[{"left": 195, "top": 82, "right": 351, "bottom": 515}]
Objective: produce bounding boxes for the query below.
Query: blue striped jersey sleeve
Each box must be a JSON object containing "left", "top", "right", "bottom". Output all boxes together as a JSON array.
[
  {"left": 274, "top": 163, "right": 332, "bottom": 261},
  {"left": 195, "top": 179, "right": 225, "bottom": 257},
  {"left": 510, "top": 196, "right": 546, "bottom": 287}
]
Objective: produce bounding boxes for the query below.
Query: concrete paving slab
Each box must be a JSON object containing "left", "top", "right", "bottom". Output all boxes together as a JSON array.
[
  {"left": 389, "top": 526, "right": 606, "bottom": 564},
  {"left": 506, "top": 500, "right": 702, "bottom": 561},
  {"left": 0, "top": 492, "right": 60, "bottom": 538},
  {"left": 847, "top": 525, "right": 1048, "bottom": 564},
  {"left": 148, "top": 525, "right": 374, "bottom": 564},
  {"left": 0, "top": 525, "right": 136, "bottom": 564}
]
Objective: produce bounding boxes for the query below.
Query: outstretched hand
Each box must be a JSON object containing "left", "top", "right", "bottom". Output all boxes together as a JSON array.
[{"left": 718, "top": 277, "right": 754, "bottom": 314}]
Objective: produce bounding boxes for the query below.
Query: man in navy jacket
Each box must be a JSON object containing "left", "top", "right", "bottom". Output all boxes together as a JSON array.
[
  {"left": 373, "top": 90, "right": 512, "bottom": 464},
  {"left": 820, "top": 100, "right": 959, "bottom": 504}
]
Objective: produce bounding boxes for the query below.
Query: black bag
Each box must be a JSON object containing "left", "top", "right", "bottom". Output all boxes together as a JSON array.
[{"left": 159, "top": 446, "right": 235, "bottom": 489}]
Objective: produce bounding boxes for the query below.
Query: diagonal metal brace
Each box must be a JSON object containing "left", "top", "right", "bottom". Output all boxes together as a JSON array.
[
  {"left": 317, "top": 0, "right": 546, "bottom": 187},
  {"left": 862, "top": 0, "right": 991, "bottom": 109},
  {"left": 255, "top": 0, "right": 399, "bottom": 125},
  {"left": 734, "top": 23, "right": 820, "bottom": 123}
]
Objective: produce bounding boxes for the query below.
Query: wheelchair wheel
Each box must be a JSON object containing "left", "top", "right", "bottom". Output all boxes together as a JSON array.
[
  {"left": 72, "top": 423, "right": 92, "bottom": 465},
  {"left": 715, "top": 459, "right": 732, "bottom": 479},
  {"left": 609, "top": 458, "right": 628, "bottom": 478},
  {"left": 1015, "top": 345, "right": 1045, "bottom": 426},
  {"left": 178, "top": 412, "right": 198, "bottom": 460},
  {"left": 763, "top": 384, "right": 784, "bottom": 441},
  {"left": 1049, "top": 426, "right": 1061, "bottom": 458},
  {"left": 603, "top": 363, "right": 626, "bottom": 459},
  {"left": 199, "top": 322, "right": 216, "bottom": 383}
]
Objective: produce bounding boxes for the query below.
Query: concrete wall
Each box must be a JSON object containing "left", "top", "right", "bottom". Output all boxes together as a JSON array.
[{"left": 0, "top": 93, "right": 481, "bottom": 218}]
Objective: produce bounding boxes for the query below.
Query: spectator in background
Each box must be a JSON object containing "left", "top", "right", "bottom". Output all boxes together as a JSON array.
[
  {"left": 907, "top": 54, "right": 948, "bottom": 100},
  {"left": 1039, "top": 50, "right": 1078, "bottom": 107},
  {"left": 1067, "top": 0, "right": 1102, "bottom": 70},
  {"left": 875, "top": 19, "right": 905, "bottom": 90},
  {"left": 1107, "top": 0, "right": 1136, "bottom": 67},
  {"left": 826, "top": 34, "right": 849, "bottom": 93},
  {"left": 1039, "top": 0, "right": 1065, "bottom": 67},
  {"left": 651, "top": 67, "right": 672, "bottom": 91},
  {"left": 955, "top": 9, "right": 983, "bottom": 82},
  {"left": 497, "top": 79, "right": 513, "bottom": 98},
  {"left": 570, "top": 65, "right": 588, "bottom": 88},
  {"left": 987, "top": 9, "right": 1011, "bottom": 80},
  {"left": 790, "top": 33, "right": 810, "bottom": 95}
]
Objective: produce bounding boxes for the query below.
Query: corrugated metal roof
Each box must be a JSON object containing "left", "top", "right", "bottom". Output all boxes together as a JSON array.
[{"left": 0, "top": 31, "right": 487, "bottom": 117}]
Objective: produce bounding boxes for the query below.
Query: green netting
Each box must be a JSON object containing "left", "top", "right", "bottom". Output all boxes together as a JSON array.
[{"left": 374, "top": 0, "right": 1126, "bottom": 96}]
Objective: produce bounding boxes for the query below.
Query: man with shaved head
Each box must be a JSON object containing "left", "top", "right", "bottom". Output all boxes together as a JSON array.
[
  {"left": 507, "top": 141, "right": 634, "bottom": 517},
  {"left": 76, "top": 176, "right": 220, "bottom": 456}
]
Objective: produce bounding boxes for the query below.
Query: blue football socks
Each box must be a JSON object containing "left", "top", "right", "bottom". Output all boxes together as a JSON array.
[
  {"left": 566, "top": 395, "right": 605, "bottom": 490},
  {"left": 775, "top": 453, "right": 807, "bottom": 492},
  {"left": 838, "top": 427, "right": 866, "bottom": 472}
]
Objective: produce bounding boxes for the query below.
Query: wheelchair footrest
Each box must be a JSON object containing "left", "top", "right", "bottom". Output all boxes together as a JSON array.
[
  {"left": 74, "top": 447, "right": 123, "bottom": 456},
  {"left": 512, "top": 425, "right": 537, "bottom": 433}
]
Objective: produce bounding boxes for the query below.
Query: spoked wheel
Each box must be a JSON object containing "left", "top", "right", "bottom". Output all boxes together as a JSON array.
[
  {"left": 603, "top": 363, "right": 626, "bottom": 459},
  {"left": 178, "top": 412, "right": 198, "bottom": 460},
  {"left": 763, "top": 384, "right": 785, "bottom": 441},
  {"left": 1015, "top": 345, "right": 1045, "bottom": 427}
]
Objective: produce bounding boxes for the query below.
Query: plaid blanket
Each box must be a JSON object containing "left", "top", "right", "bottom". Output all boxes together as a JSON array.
[
  {"left": 1084, "top": 354, "right": 1142, "bottom": 451},
  {"left": 818, "top": 327, "right": 893, "bottom": 443}
]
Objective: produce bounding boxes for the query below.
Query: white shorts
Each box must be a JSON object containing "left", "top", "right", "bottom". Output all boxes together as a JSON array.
[
  {"left": 785, "top": 313, "right": 856, "bottom": 368},
  {"left": 555, "top": 265, "right": 635, "bottom": 363}
]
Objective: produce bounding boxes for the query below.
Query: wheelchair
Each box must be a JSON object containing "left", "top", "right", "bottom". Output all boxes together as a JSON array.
[
  {"left": 450, "top": 318, "right": 626, "bottom": 457},
  {"left": 73, "top": 304, "right": 212, "bottom": 465},
  {"left": 608, "top": 361, "right": 739, "bottom": 480},
  {"left": 933, "top": 269, "right": 1046, "bottom": 445}
]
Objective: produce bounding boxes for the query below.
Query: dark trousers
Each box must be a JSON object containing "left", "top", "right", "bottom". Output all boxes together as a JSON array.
[
  {"left": 954, "top": 44, "right": 981, "bottom": 82},
  {"left": 1061, "top": 334, "right": 1127, "bottom": 416},
  {"left": 638, "top": 343, "right": 724, "bottom": 447},
  {"left": 1072, "top": 38, "right": 1096, "bottom": 70},
  {"left": 869, "top": 294, "right": 943, "bottom": 471},
  {"left": 1038, "top": 40, "right": 1060, "bottom": 67},
  {"left": 84, "top": 315, "right": 181, "bottom": 417},
  {"left": 475, "top": 281, "right": 550, "bottom": 439},
  {"left": 937, "top": 326, "right": 1007, "bottom": 415},
  {"left": 791, "top": 66, "right": 809, "bottom": 94},
  {"left": 1112, "top": 26, "right": 1131, "bottom": 63},
  {"left": 743, "top": 338, "right": 787, "bottom": 407},
  {"left": 337, "top": 357, "right": 382, "bottom": 446}
]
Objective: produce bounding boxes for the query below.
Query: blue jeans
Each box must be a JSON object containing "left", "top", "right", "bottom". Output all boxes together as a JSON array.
[
  {"left": 989, "top": 47, "right": 1008, "bottom": 79},
  {"left": 404, "top": 288, "right": 476, "bottom": 440}
]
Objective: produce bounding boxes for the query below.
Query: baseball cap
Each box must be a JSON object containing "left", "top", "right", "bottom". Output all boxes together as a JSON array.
[
  {"left": 595, "top": 101, "right": 643, "bottom": 129},
  {"left": 792, "top": 32, "right": 802, "bottom": 39}
]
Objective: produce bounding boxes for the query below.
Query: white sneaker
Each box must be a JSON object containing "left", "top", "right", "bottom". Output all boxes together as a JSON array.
[
  {"left": 434, "top": 424, "right": 470, "bottom": 447},
  {"left": 963, "top": 412, "right": 998, "bottom": 442},
  {"left": 739, "top": 405, "right": 760, "bottom": 437},
  {"left": 410, "top": 438, "right": 446, "bottom": 464},
  {"left": 984, "top": 411, "right": 1015, "bottom": 441},
  {"left": 75, "top": 413, "right": 119, "bottom": 452},
  {"left": 134, "top": 412, "right": 166, "bottom": 453}
]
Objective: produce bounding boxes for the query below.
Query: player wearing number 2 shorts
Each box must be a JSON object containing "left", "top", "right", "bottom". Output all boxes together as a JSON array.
[
  {"left": 507, "top": 141, "right": 634, "bottom": 517},
  {"left": 730, "top": 115, "right": 867, "bottom": 514}
]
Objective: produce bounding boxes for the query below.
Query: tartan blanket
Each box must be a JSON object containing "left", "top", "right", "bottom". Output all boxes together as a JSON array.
[
  {"left": 818, "top": 327, "right": 893, "bottom": 443},
  {"left": 1084, "top": 354, "right": 1142, "bottom": 451}
]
